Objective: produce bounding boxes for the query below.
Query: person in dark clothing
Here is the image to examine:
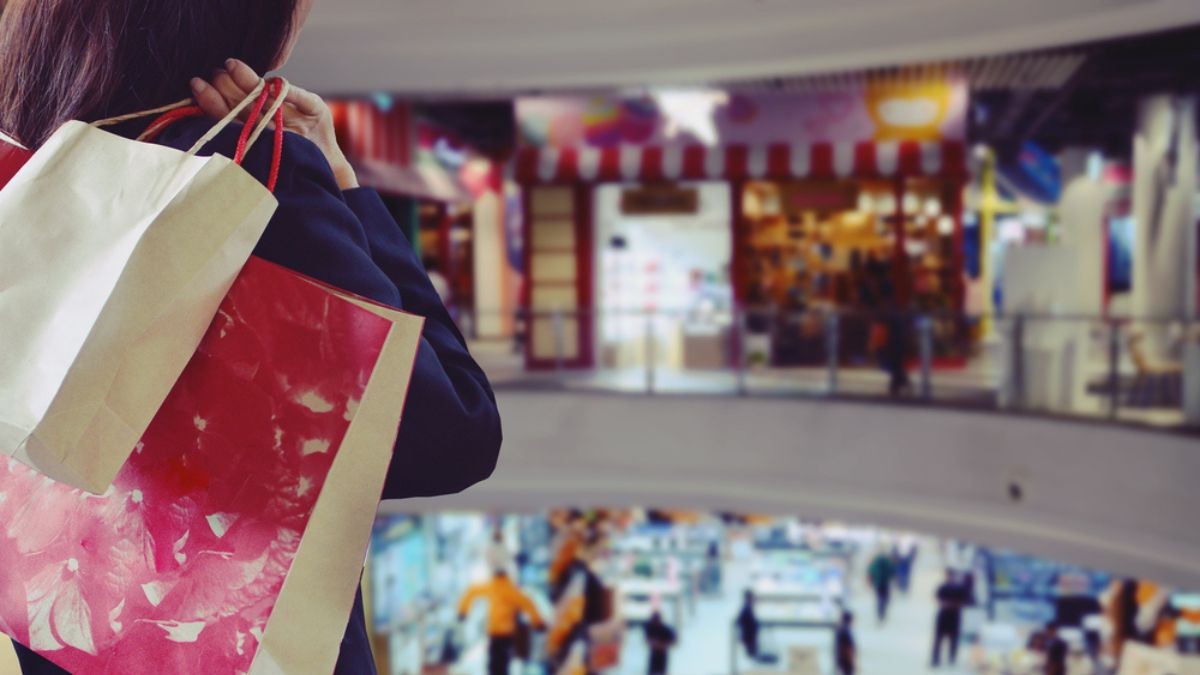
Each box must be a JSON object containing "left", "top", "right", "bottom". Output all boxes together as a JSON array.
[
  {"left": 702, "top": 540, "right": 723, "bottom": 594},
  {"left": 1113, "top": 578, "right": 1141, "bottom": 653},
  {"left": 644, "top": 611, "right": 677, "bottom": 675},
  {"left": 932, "top": 570, "right": 968, "bottom": 667},
  {"left": 880, "top": 309, "right": 912, "bottom": 396},
  {"left": 893, "top": 539, "right": 919, "bottom": 595},
  {"left": 0, "top": 6, "right": 502, "bottom": 674},
  {"left": 834, "top": 610, "right": 857, "bottom": 675},
  {"left": 1044, "top": 623, "right": 1068, "bottom": 675},
  {"left": 736, "top": 590, "right": 761, "bottom": 660},
  {"left": 867, "top": 550, "right": 896, "bottom": 624}
]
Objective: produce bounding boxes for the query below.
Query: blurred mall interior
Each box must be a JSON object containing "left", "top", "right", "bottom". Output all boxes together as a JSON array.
[
  {"left": 5, "top": 0, "right": 1200, "bottom": 673},
  {"left": 313, "top": 5, "right": 1200, "bottom": 669}
]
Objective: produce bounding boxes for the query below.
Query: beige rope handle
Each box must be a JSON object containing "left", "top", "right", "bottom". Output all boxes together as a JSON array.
[
  {"left": 185, "top": 77, "right": 287, "bottom": 158},
  {"left": 91, "top": 78, "right": 271, "bottom": 152},
  {"left": 91, "top": 98, "right": 195, "bottom": 128}
]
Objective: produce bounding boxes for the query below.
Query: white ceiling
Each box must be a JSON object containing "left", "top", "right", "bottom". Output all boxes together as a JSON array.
[{"left": 287, "top": 0, "right": 1200, "bottom": 96}]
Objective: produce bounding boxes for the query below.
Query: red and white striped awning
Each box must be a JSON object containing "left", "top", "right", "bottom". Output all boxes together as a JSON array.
[{"left": 515, "top": 141, "right": 967, "bottom": 184}]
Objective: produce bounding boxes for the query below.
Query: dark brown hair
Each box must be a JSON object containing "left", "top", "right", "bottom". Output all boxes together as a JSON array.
[{"left": 0, "top": 0, "right": 299, "bottom": 147}]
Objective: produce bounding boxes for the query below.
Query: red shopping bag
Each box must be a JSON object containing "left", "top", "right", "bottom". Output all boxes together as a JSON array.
[
  {"left": 0, "top": 133, "right": 31, "bottom": 187},
  {"left": 0, "top": 257, "right": 423, "bottom": 674}
]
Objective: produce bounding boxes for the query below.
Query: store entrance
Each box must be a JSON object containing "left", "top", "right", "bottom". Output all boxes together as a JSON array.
[
  {"left": 594, "top": 182, "right": 734, "bottom": 378},
  {"left": 739, "top": 178, "right": 964, "bottom": 367}
]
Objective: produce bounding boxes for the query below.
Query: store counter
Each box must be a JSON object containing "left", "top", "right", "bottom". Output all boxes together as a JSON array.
[{"left": 618, "top": 578, "right": 685, "bottom": 627}]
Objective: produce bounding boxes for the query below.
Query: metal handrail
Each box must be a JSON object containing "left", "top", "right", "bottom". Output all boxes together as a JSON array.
[{"left": 459, "top": 306, "right": 1200, "bottom": 430}]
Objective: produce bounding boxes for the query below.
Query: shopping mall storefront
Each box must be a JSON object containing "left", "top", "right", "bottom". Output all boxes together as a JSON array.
[{"left": 513, "top": 84, "right": 969, "bottom": 370}]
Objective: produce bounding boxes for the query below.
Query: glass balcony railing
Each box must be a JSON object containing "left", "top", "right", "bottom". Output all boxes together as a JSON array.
[{"left": 459, "top": 308, "right": 1200, "bottom": 432}]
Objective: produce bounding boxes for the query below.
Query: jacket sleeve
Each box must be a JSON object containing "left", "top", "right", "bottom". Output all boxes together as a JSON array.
[
  {"left": 458, "top": 584, "right": 485, "bottom": 618},
  {"left": 514, "top": 589, "right": 545, "bottom": 628},
  {"left": 342, "top": 188, "right": 502, "bottom": 499},
  {"left": 197, "top": 124, "right": 500, "bottom": 501}
]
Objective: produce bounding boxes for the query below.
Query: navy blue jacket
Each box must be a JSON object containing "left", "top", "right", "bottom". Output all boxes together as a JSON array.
[{"left": 14, "top": 119, "right": 501, "bottom": 674}]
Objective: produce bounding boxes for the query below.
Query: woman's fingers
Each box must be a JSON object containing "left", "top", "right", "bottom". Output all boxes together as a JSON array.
[
  {"left": 284, "top": 85, "right": 325, "bottom": 118},
  {"left": 224, "top": 59, "right": 262, "bottom": 93},
  {"left": 190, "top": 78, "right": 232, "bottom": 119},
  {"left": 211, "top": 69, "right": 251, "bottom": 110},
  {"left": 192, "top": 59, "right": 316, "bottom": 133}
]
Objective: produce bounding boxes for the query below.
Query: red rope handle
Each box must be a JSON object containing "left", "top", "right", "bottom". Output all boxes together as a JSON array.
[
  {"left": 233, "top": 81, "right": 274, "bottom": 165},
  {"left": 142, "top": 78, "right": 286, "bottom": 193},
  {"left": 139, "top": 105, "right": 205, "bottom": 143},
  {"left": 266, "top": 80, "right": 285, "bottom": 192}
]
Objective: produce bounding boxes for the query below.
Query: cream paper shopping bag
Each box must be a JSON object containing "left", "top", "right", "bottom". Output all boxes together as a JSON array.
[
  {"left": 247, "top": 272, "right": 425, "bottom": 675},
  {"left": 0, "top": 79, "right": 287, "bottom": 493}
]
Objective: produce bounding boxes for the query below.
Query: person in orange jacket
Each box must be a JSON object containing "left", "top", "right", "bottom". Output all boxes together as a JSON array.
[{"left": 459, "top": 570, "right": 546, "bottom": 675}]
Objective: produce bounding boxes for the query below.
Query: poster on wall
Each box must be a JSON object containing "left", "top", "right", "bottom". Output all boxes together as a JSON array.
[{"left": 517, "top": 81, "right": 967, "bottom": 149}]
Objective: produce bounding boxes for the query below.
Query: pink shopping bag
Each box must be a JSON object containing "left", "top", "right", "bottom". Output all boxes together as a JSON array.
[{"left": 0, "top": 256, "right": 423, "bottom": 674}]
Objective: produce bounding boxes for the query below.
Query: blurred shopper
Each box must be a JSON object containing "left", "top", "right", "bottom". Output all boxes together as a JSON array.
[
  {"left": 867, "top": 549, "right": 896, "bottom": 624},
  {"left": 931, "top": 570, "right": 968, "bottom": 667},
  {"left": 548, "top": 531, "right": 613, "bottom": 673},
  {"left": 880, "top": 309, "right": 912, "bottom": 397},
  {"left": 1106, "top": 578, "right": 1141, "bottom": 660},
  {"left": 1044, "top": 623, "right": 1068, "bottom": 675},
  {"left": 550, "top": 510, "right": 587, "bottom": 601},
  {"left": 893, "top": 536, "right": 919, "bottom": 594},
  {"left": 864, "top": 259, "right": 910, "bottom": 396},
  {"left": 644, "top": 611, "right": 677, "bottom": 675},
  {"left": 459, "top": 570, "right": 546, "bottom": 675},
  {"left": 701, "top": 540, "right": 723, "bottom": 594},
  {"left": 737, "top": 590, "right": 761, "bottom": 660},
  {"left": 834, "top": 610, "right": 857, "bottom": 675},
  {"left": 0, "top": 3, "right": 503, "bottom": 675}
]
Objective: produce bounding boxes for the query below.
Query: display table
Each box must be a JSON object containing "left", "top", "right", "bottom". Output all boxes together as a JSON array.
[
  {"left": 681, "top": 325, "right": 730, "bottom": 369},
  {"left": 753, "top": 578, "right": 842, "bottom": 604},
  {"left": 728, "top": 614, "right": 838, "bottom": 675},
  {"left": 618, "top": 578, "right": 685, "bottom": 627}
]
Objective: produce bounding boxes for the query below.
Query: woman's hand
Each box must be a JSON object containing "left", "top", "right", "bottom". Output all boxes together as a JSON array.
[{"left": 190, "top": 59, "right": 358, "bottom": 190}]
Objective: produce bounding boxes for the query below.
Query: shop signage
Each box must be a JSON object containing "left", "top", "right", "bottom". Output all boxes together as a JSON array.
[
  {"left": 518, "top": 80, "right": 967, "bottom": 149},
  {"left": 999, "top": 140, "right": 1061, "bottom": 204},
  {"left": 784, "top": 182, "right": 859, "bottom": 213},
  {"left": 620, "top": 185, "right": 700, "bottom": 215}
]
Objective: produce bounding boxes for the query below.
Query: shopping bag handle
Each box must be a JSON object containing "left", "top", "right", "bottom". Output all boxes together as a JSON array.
[
  {"left": 187, "top": 77, "right": 290, "bottom": 161},
  {"left": 95, "top": 78, "right": 289, "bottom": 192},
  {"left": 231, "top": 77, "right": 288, "bottom": 192},
  {"left": 91, "top": 97, "right": 198, "bottom": 130}
]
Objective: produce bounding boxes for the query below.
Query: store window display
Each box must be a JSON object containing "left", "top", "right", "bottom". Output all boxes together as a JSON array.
[
  {"left": 594, "top": 182, "right": 734, "bottom": 373},
  {"left": 739, "top": 178, "right": 966, "bottom": 366}
]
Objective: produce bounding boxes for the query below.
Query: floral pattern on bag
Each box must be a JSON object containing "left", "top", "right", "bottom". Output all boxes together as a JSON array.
[{"left": 0, "top": 258, "right": 394, "bottom": 674}]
